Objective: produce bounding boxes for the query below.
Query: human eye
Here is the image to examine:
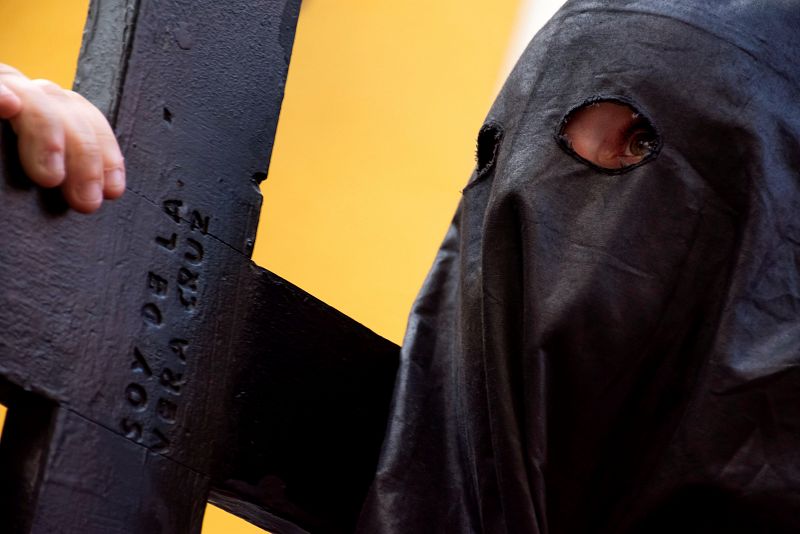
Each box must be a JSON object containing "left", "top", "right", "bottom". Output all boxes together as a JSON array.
[
  {"left": 622, "top": 119, "right": 659, "bottom": 159},
  {"left": 558, "top": 99, "right": 660, "bottom": 172}
]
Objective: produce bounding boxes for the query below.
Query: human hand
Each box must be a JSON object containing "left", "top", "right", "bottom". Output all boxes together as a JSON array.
[{"left": 0, "top": 64, "right": 125, "bottom": 213}]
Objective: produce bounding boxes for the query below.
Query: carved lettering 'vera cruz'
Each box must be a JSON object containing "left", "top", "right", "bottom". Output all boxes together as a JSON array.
[
  {"left": 125, "top": 383, "right": 148, "bottom": 410},
  {"left": 185, "top": 238, "right": 204, "bottom": 264},
  {"left": 157, "top": 398, "right": 178, "bottom": 424},
  {"left": 142, "top": 303, "right": 163, "bottom": 326},
  {"left": 190, "top": 210, "right": 210, "bottom": 234},
  {"left": 163, "top": 199, "right": 183, "bottom": 223},
  {"left": 131, "top": 347, "right": 153, "bottom": 376},
  {"left": 170, "top": 339, "right": 189, "bottom": 362},
  {"left": 120, "top": 198, "right": 210, "bottom": 454}
]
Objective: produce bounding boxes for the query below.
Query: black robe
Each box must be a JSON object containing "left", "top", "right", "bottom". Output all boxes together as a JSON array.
[{"left": 357, "top": 0, "right": 800, "bottom": 532}]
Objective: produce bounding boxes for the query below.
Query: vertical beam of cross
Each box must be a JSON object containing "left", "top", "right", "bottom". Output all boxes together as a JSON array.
[{"left": 0, "top": 0, "right": 399, "bottom": 532}]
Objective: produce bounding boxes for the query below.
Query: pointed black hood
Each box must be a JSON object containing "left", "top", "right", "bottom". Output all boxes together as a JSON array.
[{"left": 358, "top": 1, "right": 800, "bottom": 532}]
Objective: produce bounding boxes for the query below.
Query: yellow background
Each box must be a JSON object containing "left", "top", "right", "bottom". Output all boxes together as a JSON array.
[{"left": 0, "top": 0, "right": 523, "bottom": 531}]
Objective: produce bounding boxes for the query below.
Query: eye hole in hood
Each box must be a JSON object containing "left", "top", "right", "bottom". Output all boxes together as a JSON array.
[
  {"left": 475, "top": 122, "right": 504, "bottom": 177},
  {"left": 557, "top": 98, "right": 661, "bottom": 174}
]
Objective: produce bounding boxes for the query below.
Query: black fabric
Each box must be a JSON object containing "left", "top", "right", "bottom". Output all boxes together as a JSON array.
[{"left": 357, "top": 1, "right": 800, "bottom": 532}]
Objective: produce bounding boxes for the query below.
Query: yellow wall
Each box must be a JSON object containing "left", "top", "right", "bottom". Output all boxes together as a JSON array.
[
  {"left": 258, "top": 1, "right": 521, "bottom": 344},
  {"left": 0, "top": 0, "right": 521, "bottom": 531},
  {"left": 0, "top": 0, "right": 89, "bottom": 87}
]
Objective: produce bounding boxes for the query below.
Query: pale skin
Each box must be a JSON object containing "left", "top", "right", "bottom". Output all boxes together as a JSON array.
[{"left": 0, "top": 63, "right": 125, "bottom": 213}]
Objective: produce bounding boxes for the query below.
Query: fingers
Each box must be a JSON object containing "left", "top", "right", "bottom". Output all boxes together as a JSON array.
[
  {"left": 0, "top": 68, "right": 125, "bottom": 213},
  {"left": 40, "top": 86, "right": 124, "bottom": 212},
  {"left": 53, "top": 90, "right": 106, "bottom": 213},
  {"left": 71, "top": 90, "right": 126, "bottom": 200},
  {"left": 7, "top": 79, "right": 68, "bottom": 189}
]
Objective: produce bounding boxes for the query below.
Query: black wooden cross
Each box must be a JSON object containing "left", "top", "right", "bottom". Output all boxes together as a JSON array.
[{"left": 0, "top": 1, "right": 399, "bottom": 532}]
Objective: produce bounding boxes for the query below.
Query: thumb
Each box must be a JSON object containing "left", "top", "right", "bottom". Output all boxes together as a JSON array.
[{"left": 0, "top": 81, "right": 22, "bottom": 119}]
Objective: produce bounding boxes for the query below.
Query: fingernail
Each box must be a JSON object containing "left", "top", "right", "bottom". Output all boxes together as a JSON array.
[
  {"left": 78, "top": 181, "right": 103, "bottom": 203},
  {"left": 105, "top": 168, "right": 125, "bottom": 190},
  {"left": 0, "top": 83, "right": 8, "bottom": 95},
  {"left": 44, "top": 151, "right": 65, "bottom": 178}
]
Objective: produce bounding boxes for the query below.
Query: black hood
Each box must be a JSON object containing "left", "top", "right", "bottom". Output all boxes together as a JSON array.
[{"left": 357, "top": 1, "right": 800, "bottom": 532}]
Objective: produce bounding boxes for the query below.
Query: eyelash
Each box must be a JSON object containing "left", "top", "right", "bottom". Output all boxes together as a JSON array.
[{"left": 620, "top": 118, "right": 656, "bottom": 156}]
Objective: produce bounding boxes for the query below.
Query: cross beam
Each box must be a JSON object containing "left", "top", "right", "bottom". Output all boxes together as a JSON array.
[{"left": 0, "top": 1, "right": 399, "bottom": 532}]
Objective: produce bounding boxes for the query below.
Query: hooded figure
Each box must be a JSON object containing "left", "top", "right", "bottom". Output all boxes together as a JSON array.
[{"left": 357, "top": 0, "right": 800, "bottom": 532}]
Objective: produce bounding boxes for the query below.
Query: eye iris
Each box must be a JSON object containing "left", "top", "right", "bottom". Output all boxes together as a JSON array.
[{"left": 628, "top": 129, "right": 657, "bottom": 157}]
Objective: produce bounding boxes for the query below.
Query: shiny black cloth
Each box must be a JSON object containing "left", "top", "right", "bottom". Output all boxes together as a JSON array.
[{"left": 357, "top": 0, "right": 800, "bottom": 532}]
